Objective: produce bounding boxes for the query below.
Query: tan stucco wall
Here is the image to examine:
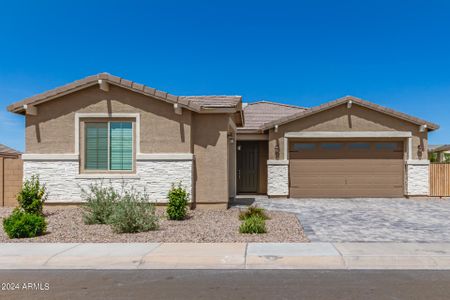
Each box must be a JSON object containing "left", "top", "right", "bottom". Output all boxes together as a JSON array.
[
  {"left": 192, "top": 114, "right": 230, "bottom": 205},
  {"left": 0, "top": 156, "right": 23, "bottom": 207},
  {"left": 24, "top": 84, "right": 237, "bottom": 206},
  {"left": 268, "top": 104, "right": 428, "bottom": 160},
  {"left": 25, "top": 85, "right": 192, "bottom": 154}
]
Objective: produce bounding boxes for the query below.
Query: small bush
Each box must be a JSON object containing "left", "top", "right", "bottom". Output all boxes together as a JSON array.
[
  {"left": 108, "top": 190, "right": 159, "bottom": 233},
  {"left": 17, "top": 175, "right": 47, "bottom": 215},
  {"left": 239, "top": 206, "right": 270, "bottom": 221},
  {"left": 166, "top": 183, "right": 189, "bottom": 220},
  {"left": 3, "top": 209, "right": 47, "bottom": 239},
  {"left": 81, "top": 183, "right": 121, "bottom": 224},
  {"left": 239, "top": 215, "right": 266, "bottom": 234}
]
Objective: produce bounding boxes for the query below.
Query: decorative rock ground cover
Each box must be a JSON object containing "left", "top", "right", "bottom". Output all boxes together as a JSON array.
[{"left": 0, "top": 207, "right": 308, "bottom": 243}]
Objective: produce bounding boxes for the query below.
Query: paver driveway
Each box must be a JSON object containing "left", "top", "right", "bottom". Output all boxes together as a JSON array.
[{"left": 245, "top": 197, "right": 450, "bottom": 242}]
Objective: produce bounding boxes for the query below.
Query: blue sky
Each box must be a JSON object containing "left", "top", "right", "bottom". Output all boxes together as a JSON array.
[{"left": 1, "top": 0, "right": 450, "bottom": 151}]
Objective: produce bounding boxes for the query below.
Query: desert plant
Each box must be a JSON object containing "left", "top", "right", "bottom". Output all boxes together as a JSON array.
[
  {"left": 166, "top": 183, "right": 189, "bottom": 220},
  {"left": 239, "top": 215, "right": 266, "bottom": 234},
  {"left": 81, "top": 183, "right": 121, "bottom": 224},
  {"left": 17, "top": 175, "right": 47, "bottom": 215},
  {"left": 239, "top": 206, "right": 270, "bottom": 221},
  {"left": 3, "top": 209, "right": 47, "bottom": 239},
  {"left": 108, "top": 190, "right": 159, "bottom": 233}
]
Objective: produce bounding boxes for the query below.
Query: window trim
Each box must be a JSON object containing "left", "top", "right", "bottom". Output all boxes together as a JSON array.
[{"left": 80, "top": 117, "right": 136, "bottom": 174}]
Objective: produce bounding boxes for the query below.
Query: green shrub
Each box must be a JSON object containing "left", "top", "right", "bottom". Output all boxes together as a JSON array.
[
  {"left": 239, "top": 215, "right": 266, "bottom": 234},
  {"left": 81, "top": 183, "right": 120, "bottom": 224},
  {"left": 3, "top": 209, "right": 47, "bottom": 239},
  {"left": 429, "top": 152, "right": 438, "bottom": 163},
  {"left": 108, "top": 190, "right": 159, "bottom": 233},
  {"left": 239, "top": 206, "right": 270, "bottom": 221},
  {"left": 166, "top": 183, "right": 189, "bottom": 220},
  {"left": 17, "top": 175, "right": 47, "bottom": 215}
]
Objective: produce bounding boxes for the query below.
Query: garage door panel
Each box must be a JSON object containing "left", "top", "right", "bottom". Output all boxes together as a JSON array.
[
  {"left": 289, "top": 159, "right": 404, "bottom": 165},
  {"left": 290, "top": 166, "right": 402, "bottom": 176},
  {"left": 291, "top": 184, "right": 403, "bottom": 190},
  {"left": 290, "top": 167, "right": 402, "bottom": 176},
  {"left": 290, "top": 187, "right": 404, "bottom": 198},
  {"left": 289, "top": 141, "right": 404, "bottom": 198},
  {"left": 290, "top": 175, "right": 403, "bottom": 186}
]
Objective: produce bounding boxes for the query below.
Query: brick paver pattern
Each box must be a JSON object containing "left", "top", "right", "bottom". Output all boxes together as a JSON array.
[{"left": 243, "top": 197, "right": 450, "bottom": 242}]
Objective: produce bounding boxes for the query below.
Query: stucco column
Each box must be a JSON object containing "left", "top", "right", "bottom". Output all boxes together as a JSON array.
[{"left": 407, "top": 137, "right": 413, "bottom": 160}]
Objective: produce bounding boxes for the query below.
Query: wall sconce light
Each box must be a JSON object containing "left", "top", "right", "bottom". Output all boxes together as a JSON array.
[
  {"left": 237, "top": 145, "right": 242, "bottom": 151},
  {"left": 417, "top": 144, "right": 424, "bottom": 159},
  {"left": 229, "top": 138, "right": 235, "bottom": 144},
  {"left": 274, "top": 144, "right": 280, "bottom": 159}
]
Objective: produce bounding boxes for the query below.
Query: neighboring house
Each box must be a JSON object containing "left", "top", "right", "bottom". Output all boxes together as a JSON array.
[
  {"left": 429, "top": 144, "right": 450, "bottom": 163},
  {"left": 7, "top": 73, "right": 439, "bottom": 208},
  {"left": 0, "top": 144, "right": 22, "bottom": 206}
]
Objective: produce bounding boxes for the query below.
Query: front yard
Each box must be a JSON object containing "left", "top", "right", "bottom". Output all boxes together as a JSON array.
[{"left": 0, "top": 207, "right": 308, "bottom": 243}]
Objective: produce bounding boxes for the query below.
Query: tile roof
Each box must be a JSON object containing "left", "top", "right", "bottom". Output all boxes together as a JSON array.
[
  {"left": 260, "top": 95, "right": 439, "bottom": 131},
  {"left": 7, "top": 73, "right": 242, "bottom": 114},
  {"left": 6, "top": 74, "right": 439, "bottom": 133},
  {"left": 428, "top": 144, "right": 443, "bottom": 151},
  {"left": 429, "top": 144, "right": 450, "bottom": 152},
  {"left": 179, "top": 96, "right": 242, "bottom": 109},
  {"left": 0, "top": 144, "right": 21, "bottom": 157},
  {"left": 239, "top": 101, "right": 307, "bottom": 131}
]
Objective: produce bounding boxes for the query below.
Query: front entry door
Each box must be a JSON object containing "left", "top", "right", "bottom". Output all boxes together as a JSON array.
[{"left": 237, "top": 141, "right": 259, "bottom": 193}]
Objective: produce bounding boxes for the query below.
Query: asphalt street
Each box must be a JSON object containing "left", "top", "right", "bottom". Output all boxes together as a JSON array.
[{"left": 0, "top": 270, "right": 449, "bottom": 300}]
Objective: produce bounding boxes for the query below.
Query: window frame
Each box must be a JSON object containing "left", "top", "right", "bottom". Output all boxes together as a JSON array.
[
  {"left": 80, "top": 117, "right": 136, "bottom": 174},
  {"left": 320, "top": 142, "right": 343, "bottom": 151},
  {"left": 291, "top": 143, "right": 316, "bottom": 152}
]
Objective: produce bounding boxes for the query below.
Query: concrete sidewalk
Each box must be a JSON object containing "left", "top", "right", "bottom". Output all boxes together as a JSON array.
[{"left": 2, "top": 243, "right": 450, "bottom": 270}]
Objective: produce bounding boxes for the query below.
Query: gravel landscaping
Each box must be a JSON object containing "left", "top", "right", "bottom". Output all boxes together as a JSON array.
[{"left": 0, "top": 207, "right": 308, "bottom": 243}]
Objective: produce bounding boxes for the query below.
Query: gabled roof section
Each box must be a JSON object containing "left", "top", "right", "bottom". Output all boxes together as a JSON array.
[
  {"left": 0, "top": 144, "right": 21, "bottom": 158},
  {"left": 261, "top": 95, "right": 439, "bottom": 131},
  {"left": 238, "top": 101, "right": 307, "bottom": 132},
  {"left": 7, "top": 73, "right": 243, "bottom": 115}
]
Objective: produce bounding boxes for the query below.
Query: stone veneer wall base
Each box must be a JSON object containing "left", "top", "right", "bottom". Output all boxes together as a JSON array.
[
  {"left": 405, "top": 160, "right": 430, "bottom": 196},
  {"left": 23, "top": 160, "right": 193, "bottom": 203},
  {"left": 267, "top": 160, "right": 289, "bottom": 196}
]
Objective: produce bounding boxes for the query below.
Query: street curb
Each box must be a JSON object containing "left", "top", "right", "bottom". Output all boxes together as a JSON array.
[{"left": 1, "top": 242, "right": 450, "bottom": 270}]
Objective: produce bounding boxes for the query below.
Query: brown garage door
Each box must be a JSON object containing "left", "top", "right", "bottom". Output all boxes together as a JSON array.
[{"left": 289, "top": 141, "right": 404, "bottom": 198}]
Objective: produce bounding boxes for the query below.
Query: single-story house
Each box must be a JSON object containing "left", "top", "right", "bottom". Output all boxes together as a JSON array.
[{"left": 7, "top": 73, "right": 439, "bottom": 208}]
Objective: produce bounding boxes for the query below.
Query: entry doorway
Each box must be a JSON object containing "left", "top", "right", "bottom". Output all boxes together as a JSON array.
[{"left": 237, "top": 141, "right": 260, "bottom": 193}]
